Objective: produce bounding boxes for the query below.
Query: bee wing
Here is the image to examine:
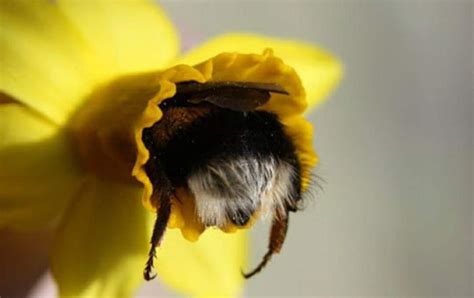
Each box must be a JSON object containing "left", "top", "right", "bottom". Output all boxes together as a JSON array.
[{"left": 175, "top": 81, "right": 289, "bottom": 112}]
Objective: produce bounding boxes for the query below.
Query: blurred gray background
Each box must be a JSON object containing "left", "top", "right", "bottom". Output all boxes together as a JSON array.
[{"left": 149, "top": 0, "right": 472, "bottom": 297}]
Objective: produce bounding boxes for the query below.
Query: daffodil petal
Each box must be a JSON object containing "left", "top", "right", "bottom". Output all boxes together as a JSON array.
[
  {"left": 0, "top": 102, "right": 83, "bottom": 229},
  {"left": 0, "top": 0, "right": 105, "bottom": 124},
  {"left": 50, "top": 175, "right": 246, "bottom": 298},
  {"left": 0, "top": 133, "right": 84, "bottom": 229},
  {"left": 157, "top": 228, "right": 247, "bottom": 298},
  {"left": 178, "top": 33, "right": 343, "bottom": 109},
  {"left": 50, "top": 177, "right": 153, "bottom": 298},
  {"left": 0, "top": 101, "right": 56, "bottom": 149},
  {"left": 57, "top": 0, "right": 180, "bottom": 74}
]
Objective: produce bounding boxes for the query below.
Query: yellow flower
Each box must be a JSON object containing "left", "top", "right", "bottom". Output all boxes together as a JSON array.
[{"left": 0, "top": 0, "right": 342, "bottom": 297}]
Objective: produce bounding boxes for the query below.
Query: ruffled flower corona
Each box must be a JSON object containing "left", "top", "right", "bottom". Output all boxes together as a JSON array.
[{"left": 0, "top": 0, "right": 342, "bottom": 297}]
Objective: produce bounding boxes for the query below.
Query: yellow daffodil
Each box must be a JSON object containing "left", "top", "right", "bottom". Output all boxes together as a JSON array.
[{"left": 0, "top": 0, "right": 342, "bottom": 297}]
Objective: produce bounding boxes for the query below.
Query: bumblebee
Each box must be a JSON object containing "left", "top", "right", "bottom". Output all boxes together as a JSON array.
[{"left": 142, "top": 81, "right": 307, "bottom": 280}]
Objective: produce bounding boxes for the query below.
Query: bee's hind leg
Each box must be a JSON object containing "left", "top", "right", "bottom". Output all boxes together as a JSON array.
[{"left": 242, "top": 208, "right": 290, "bottom": 278}]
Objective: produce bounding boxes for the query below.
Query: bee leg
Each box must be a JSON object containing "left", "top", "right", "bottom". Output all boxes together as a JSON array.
[
  {"left": 242, "top": 208, "right": 290, "bottom": 278},
  {"left": 143, "top": 162, "right": 173, "bottom": 281}
]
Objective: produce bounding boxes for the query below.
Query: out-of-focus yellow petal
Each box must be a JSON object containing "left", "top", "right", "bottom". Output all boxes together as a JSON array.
[
  {"left": 0, "top": 0, "right": 105, "bottom": 124},
  {"left": 178, "top": 33, "right": 343, "bottom": 109},
  {"left": 0, "top": 128, "right": 84, "bottom": 230},
  {"left": 50, "top": 175, "right": 246, "bottom": 298},
  {"left": 50, "top": 177, "right": 152, "bottom": 297},
  {"left": 0, "top": 101, "right": 56, "bottom": 148},
  {"left": 57, "top": 0, "right": 180, "bottom": 74},
  {"left": 0, "top": 102, "right": 83, "bottom": 229},
  {"left": 157, "top": 228, "right": 247, "bottom": 298}
]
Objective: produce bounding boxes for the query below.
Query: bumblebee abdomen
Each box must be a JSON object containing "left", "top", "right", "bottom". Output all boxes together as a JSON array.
[{"left": 146, "top": 108, "right": 301, "bottom": 227}]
